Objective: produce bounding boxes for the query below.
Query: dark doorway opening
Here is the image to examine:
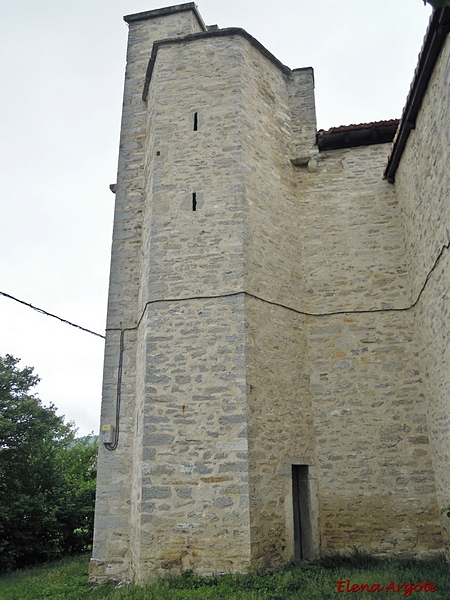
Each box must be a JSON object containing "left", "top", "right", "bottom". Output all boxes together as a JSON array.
[{"left": 292, "top": 465, "right": 312, "bottom": 561}]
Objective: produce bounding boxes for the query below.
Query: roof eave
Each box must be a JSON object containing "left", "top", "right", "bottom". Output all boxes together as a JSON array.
[{"left": 384, "top": 7, "right": 450, "bottom": 183}]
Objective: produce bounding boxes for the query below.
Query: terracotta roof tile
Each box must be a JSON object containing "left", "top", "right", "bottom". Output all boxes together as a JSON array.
[
  {"left": 317, "top": 119, "right": 400, "bottom": 136},
  {"left": 316, "top": 120, "right": 400, "bottom": 151}
]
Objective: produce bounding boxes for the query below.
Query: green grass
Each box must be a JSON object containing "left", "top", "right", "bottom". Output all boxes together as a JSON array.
[{"left": 0, "top": 553, "right": 449, "bottom": 600}]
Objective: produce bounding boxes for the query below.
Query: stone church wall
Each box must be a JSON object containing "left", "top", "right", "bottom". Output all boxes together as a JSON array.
[
  {"left": 91, "top": 4, "right": 448, "bottom": 584},
  {"left": 297, "top": 144, "right": 441, "bottom": 555},
  {"left": 239, "top": 41, "right": 317, "bottom": 569},
  {"left": 131, "top": 33, "right": 251, "bottom": 580},
  {"left": 395, "top": 33, "right": 450, "bottom": 551},
  {"left": 90, "top": 8, "right": 207, "bottom": 583}
]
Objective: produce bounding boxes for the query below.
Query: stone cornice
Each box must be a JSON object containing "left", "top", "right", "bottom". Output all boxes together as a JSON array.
[
  {"left": 142, "top": 27, "right": 293, "bottom": 101},
  {"left": 124, "top": 3, "right": 207, "bottom": 32}
]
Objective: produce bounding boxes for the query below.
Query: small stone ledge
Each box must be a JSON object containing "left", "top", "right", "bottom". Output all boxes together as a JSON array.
[{"left": 291, "top": 152, "right": 320, "bottom": 172}]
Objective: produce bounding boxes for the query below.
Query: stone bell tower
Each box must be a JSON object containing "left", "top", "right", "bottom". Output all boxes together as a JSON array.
[{"left": 90, "top": 2, "right": 318, "bottom": 584}]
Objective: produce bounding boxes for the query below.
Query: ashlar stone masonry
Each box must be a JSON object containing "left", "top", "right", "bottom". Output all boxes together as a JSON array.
[{"left": 90, "top": 4, "right": 450, "bottom": 584}]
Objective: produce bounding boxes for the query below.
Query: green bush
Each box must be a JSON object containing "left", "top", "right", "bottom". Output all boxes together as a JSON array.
[{"left": 0, "top": 355, "right": 97, "bottom": 572}]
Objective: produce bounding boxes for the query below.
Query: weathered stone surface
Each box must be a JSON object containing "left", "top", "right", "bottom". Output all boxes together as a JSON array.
[
  {"left": 394, "top": 32, "right": 450, "bottom": 554},
  {"left": 90, "top": 4, "right": 449, "bottom": 585}
]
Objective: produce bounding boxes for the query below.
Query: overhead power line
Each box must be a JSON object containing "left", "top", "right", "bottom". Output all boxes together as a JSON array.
[
  {"left": 2, "top": 237, "right": 449, "bottom": 351},
  {"left": 0, "top": 291, "right": 105, "bottom": 339}
]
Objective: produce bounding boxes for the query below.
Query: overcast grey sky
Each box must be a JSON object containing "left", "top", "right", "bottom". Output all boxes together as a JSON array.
[{"left": 0, "top": 0, "right": 433, "bottom": 436}]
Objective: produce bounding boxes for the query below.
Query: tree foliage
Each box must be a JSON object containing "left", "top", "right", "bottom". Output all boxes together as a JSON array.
[
  {"left": 424, "top": 0, "right": 450, "bottom": 8},
  {"left": 0, "top": 355, "right": 97, "bottom": 573}
]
